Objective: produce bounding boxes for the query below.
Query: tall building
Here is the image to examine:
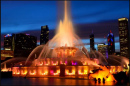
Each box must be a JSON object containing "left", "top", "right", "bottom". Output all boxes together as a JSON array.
[
  {"left": 4, "top": 34, "right": 15, "bottom": 51},
  {"left": 15, "top": 33, "right": 37, "bottom": 57},
  {"left": 90, "top": 31, "right": 95, "bottom": 52},
  {"left": 107, "top": 30, "right": 115, "bottom": 55},
  {"left": 98, "top": 43, "right": 108, "bottom": 58},
  {"left": 40, "top": 25, "right": 49, "bottom": 45},
  {"left": 15, "top": 33, "right": 37, "bottom": 50},
  {"left": 118, "top": 18, "right": 129, "bottom": 58}
]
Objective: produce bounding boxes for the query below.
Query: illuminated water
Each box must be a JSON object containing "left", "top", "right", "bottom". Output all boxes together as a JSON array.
[{"left": 1, "top": 77, "right": 129, "bottom": 85}]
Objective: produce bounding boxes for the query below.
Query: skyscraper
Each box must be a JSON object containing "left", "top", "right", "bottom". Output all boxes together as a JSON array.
[
  {"left": 118, "top": 18, "right": 129, "bottom": 58},
  {"left": 15, "top": 33, "right": 37, "bottom": 57},
  {"left": 90, "top": 31, "right": 95, "bottom": 52},
  {"left": 4, "top": 34, "right": 15, "bottom": 51},
  {"left": 97, "top": 43, "right": 108, "bottom": 58},
  {"left": 40, "top": 25, "right": 49, "bottom": 45},
  {"left": 15, "top": 33, "right": 37, "bottom": 50},
  {"left": 107, "top": 30, "right": 115, "bottom": 55}
]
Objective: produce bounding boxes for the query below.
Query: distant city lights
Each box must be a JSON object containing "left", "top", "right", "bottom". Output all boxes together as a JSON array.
[
  {"left": 26, "top": 34, "right": 30, "bottom": 35},
  {"left": 4, "top": 34, "right": 12, "bottom": 37}
]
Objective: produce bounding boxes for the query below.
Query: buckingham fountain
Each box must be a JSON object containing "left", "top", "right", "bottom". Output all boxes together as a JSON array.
[{"left": 1, "top": 1, "right": 129, "bottom": 83}]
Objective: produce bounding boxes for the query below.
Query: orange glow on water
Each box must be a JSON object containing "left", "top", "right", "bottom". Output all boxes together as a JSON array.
[{"left": 89, "top": 80, "right": 116, "bottom": 85}]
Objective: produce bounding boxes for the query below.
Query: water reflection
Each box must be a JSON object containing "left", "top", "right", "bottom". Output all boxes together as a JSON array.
[{"left": 1, "top": 77, "right": 128, "bottom": 85}]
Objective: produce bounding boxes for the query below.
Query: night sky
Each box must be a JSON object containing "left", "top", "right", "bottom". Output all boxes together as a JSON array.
[{"left": 1, "top": 1, "right": 129, "bottom": 52}]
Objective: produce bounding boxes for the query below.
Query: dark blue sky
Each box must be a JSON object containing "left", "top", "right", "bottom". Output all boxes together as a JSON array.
[{"left": 1, "top": 1, "right": 129, "bottom": 52}]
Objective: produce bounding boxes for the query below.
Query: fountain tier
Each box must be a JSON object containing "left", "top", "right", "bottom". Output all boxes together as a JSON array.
[{"left": 55, "top": 46, "right": 77, "bottom": 58}]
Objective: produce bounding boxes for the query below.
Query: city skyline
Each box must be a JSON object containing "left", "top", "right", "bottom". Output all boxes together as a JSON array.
[
  {"left": 1, "top": 1, "right": 130, "bottom": 85},
  {"left": 1, "top": 1, "right": 129, "bottom": 52}
]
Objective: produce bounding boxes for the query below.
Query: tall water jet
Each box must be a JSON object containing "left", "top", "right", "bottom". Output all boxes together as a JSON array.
[
  {"left": 35, "top": 1, "right": 84, "bottom": 61},
  {"left": 49, "top": 1, "right": 83, "bottom": 48}
]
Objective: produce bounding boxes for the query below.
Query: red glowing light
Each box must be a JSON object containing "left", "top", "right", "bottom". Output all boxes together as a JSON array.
[
  {"left": 50, "top": 70, "right": 54, "bottom": 74},
  {"left": 110, "top": 30, "right": 112, "bottom": 33},
  {"left": 108, "top": 38, "right": 110, "bottom": 41}
]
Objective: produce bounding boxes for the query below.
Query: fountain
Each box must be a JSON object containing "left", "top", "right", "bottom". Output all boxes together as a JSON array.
[
  {"left": 1, "top": 63, "right": 10, "bottom": 72},
  {"left": 1, "top": 0, "right": 129, "bottom": 84},
  {"left": 1, "top": 63, "right": 12, "bottom": 78}
]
